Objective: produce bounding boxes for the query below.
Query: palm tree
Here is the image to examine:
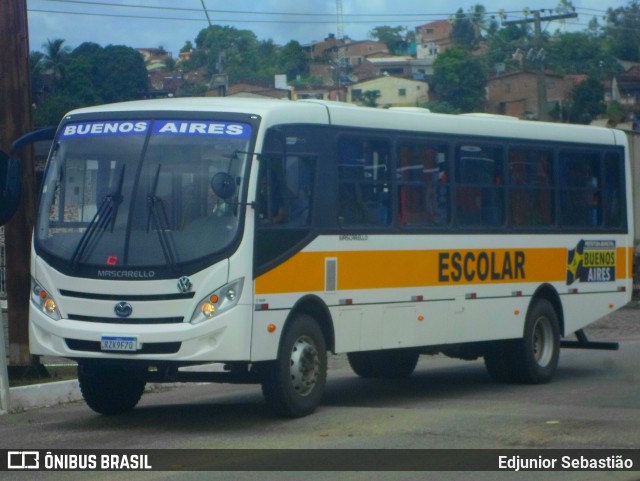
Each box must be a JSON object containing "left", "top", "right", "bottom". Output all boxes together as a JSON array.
[
  {"left": 30, "top": 51, "right": 46, "bottom": 101},
  {"left": 41, "top": 38, "right": 71, "bottom": 91}
]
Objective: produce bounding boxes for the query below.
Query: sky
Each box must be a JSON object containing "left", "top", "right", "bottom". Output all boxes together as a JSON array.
[{"left": 27, "top": 0, "right": 629, "bottom": 56}]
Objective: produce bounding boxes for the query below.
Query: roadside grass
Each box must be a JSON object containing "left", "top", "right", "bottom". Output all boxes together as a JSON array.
[{"left": 9, "top": 364, "right": 77, "bottom": 388}]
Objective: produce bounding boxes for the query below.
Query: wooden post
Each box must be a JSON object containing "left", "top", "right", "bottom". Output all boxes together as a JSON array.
[
  {"left": 0, "top": 0, "right": 38, "bottom": 366},
  {"left": 503, "top": 10, "right": 578, "bottom": 121}
]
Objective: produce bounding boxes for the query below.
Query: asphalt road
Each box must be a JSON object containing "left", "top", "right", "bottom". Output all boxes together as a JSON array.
[{"left": 1, "top": 308, "right": 639, "bottom": 481}]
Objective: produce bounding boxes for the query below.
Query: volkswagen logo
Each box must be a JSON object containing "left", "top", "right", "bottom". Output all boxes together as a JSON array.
[
  {"left": 177, "top": 276, "right": 192, "bottom": 293},
  {"left": 114, "top": 301, "right": 133, "bottom": 318}
]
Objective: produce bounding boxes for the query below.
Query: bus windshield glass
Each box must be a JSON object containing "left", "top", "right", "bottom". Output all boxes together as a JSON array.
[{"left": 35, "top": 119, "right": 254, "bottom": 275}]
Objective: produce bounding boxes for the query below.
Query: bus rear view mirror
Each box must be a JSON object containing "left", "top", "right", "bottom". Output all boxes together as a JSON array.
[
  {"left": 0, "top": 149, "right": 21, "bottom": 226},
  {"left": 211, "top": 172, "right": 237, "bottom": 200}
]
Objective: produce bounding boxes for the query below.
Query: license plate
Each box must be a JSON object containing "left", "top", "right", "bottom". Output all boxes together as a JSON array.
[{"left": 100, "top": 336, "right": 138, "bottom": 352}]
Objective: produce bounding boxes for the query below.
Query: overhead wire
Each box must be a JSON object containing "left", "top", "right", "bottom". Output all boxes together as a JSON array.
[
  {"left": 32, "top": 0, "right": 553, "bottom": 19},
  {"left": 27, "top": 1, "right": 635, "bottom": 33}
]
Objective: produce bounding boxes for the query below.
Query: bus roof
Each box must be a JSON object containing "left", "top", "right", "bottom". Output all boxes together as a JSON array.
[{"left": 65, "top": 97, "right": 621, "bottom": 147}]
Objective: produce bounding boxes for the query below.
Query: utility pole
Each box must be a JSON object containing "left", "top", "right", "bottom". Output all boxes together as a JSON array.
[
  {"left": 0, "top": 0, "right": 38, "bottom": 367},
  {"left": 504, "top": 10, "right": 577, "bottom": 121},
  {"left": 199, "top": 0, "right": 212, "bottom": 26}
]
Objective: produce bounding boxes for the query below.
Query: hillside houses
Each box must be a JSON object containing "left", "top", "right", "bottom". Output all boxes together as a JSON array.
[
  {"left": 348, "top": 76, "right": 429, "bottom": 107},
  {"left": 486, "top": 70, "right": 581, "bottom": 118},
  {"left": 138, "top": 17, "right": 634, "bottom": 122},
  {"left": 133, "top": 16, "right": 636, "bottom": 121}
]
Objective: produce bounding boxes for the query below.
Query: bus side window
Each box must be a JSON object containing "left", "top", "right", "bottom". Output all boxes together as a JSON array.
[
  {"left": 396, "top": 140, "right": 449, "bottom": 226},
  {"left": 559, "top": 151, "right": 601, "bottom": 227},
  {"left": 338, "top": 137, "right": 391, "bottom": 226},
  {"left": 604, "top": 152, "right": 625, "bottom": 228},
  {"left": 257, "top": 160, "right": 288, "bottom": 225},
  {"left": 455, "top": 144, "right": 504, "bottom": 227},
  {"left": 508, "top": 148, "right": 553, "bottom": 227},
  {"left": 285, "top": 156, "right": 314, "bottom": 226},
  {"left": 256, "top": 153, "right": 315, "bottom": 227}
]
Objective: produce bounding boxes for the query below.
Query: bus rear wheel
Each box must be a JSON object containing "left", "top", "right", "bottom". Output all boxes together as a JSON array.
[
  {"left": 261, "top": 315, "right": 327, "bottom": 418},
  {"left": 484, "top": 299, "right": 560, "bottom": 384},
  {"left": 78, "top": 362, "right": 146, "bottom": 415},
  {"left": 347, "top": 349, "right": 419, "bottom": 379}
]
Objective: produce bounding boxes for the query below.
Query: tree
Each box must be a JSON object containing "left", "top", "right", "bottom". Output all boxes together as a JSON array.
[
  {"left": 190, "top": 25, "right": 262, "bottom": 82},
  {"left": 70, "top": 41, "right": 102, "bottom": 58},
  {"left": 431, "top": 47, "right": 486, "bottom": 112},
  {"left": 255, "top": 39, "right": 279, "bottom": 80},
  {"left": 369, "top": 26, "right": 408, "bottom": 54},
  {"left": 164, "top": 57, "right": 177, "bottom": 71},
  {"left": 30, "top": 51, "right": 45, "bottom": 101},
  {"left": 40, "top": 38, "right": 71, "bottom": 90},
  {"left": 546, "top": 32, "right": 621, "bottom": 79},
  {"left": 566, "top": 76, "right": 606, "bottom": 123},
  {"left": 451, "top": 4, "right": 492, "bottom": 51},
  {"left": 94, "top": 45, "right": 148, "bottom": 103},
  {"left": 604, "top": 0, "right": 640, "bottom": 61},
  {"left": 484, "top": 22, "right": 533, "bottom": 73},
  {"left": 34, "top": 42, "right": 148, "bottom": 127},
  {"left": 362, "top": 90, "right": 380, "bottom": 107},
  {"left": 278, "top": 41, "right": 309, "bottom": 81}
]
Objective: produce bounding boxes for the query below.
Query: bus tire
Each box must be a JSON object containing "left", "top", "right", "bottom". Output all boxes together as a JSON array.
[
  {"left": 483, "top": 340, "right": 518, "bottom": 383},
  {"left": 78, "top": 362, "right": 146, "bottom": 415},
  {"left": 512, "top": 299, "right": 560, "bottom": 384},
  {"left": 261, "top": 314, "right": 327, "bottom": 418},
  {"left": 347, "top": 349, "right": 419, "bottom": 379}
]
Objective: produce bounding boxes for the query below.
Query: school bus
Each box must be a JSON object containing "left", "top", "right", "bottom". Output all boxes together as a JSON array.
[{"left": 1, "top": 98, "right": 631, "bottom": 417}]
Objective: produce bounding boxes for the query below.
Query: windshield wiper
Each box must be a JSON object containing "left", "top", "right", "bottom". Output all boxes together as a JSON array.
[
  {"left": 70, "top": 164, "right": 125, "bottom": 268},
  {"left": 146, "top": 164, "right": 179, "bottom": 270}
]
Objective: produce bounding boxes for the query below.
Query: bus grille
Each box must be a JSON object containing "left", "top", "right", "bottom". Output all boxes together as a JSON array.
[
  {"left": 65, "top": 339, "right": 181, "bottom": 354},
  {"left": 67, "top": 314, "right": 184, "bottom": 324}
]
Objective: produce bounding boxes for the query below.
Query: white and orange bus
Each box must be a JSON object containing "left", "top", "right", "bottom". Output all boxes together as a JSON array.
[{"left": 1, "top": 98, "right": 631, "bottom": 417}]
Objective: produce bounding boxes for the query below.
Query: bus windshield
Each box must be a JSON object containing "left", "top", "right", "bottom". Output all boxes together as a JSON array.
[{"left": 35, "top": 119, "right": 254, "bottom": 276}]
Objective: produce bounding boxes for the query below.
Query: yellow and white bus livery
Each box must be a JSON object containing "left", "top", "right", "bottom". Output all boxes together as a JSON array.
[{"left": 11, "top": 98, "right": 633, "bottom": 417}]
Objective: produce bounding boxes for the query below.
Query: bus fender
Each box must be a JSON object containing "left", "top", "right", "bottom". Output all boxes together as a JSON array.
[
  {"left": 284, "top": 295, "right": 335, "bottom": 353},
  {"left": 529, "top": 283, "right": 565, "bottom": 337}
]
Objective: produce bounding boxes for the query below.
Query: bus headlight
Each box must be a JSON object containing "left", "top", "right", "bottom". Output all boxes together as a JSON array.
[
  {"left": 31, "top": 279, "right": 61, "bottom": 320},
  {"left": 190, "top": 278, "right": 244, "bottom": 325}
]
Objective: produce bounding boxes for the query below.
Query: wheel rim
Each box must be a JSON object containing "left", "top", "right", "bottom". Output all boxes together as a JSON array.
[
  {"left": 532, "top": 315, "right": 554, "bottom": 367},
  {"left": 289, "top": 335, "right": 320, "bottom": 397}
]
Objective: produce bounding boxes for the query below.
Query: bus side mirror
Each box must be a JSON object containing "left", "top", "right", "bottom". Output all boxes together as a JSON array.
[
  {"left": 211, "top": 172, "right": 236, "bottom": 200},
  {"left": 0, "top": 149, "right": 21, "bottom": 226}
]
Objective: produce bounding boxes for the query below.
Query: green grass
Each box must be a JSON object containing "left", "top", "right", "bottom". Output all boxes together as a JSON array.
[{"left": 9, "top": 364, "right": 77, "bottom": 388}]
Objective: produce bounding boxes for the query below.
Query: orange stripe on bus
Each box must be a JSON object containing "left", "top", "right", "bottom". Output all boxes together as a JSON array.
[
  {"left": 618, "top": 246, "right": 633, "bottom": 279},
  {"left": 255, "top": 247, "right": 570, "bottom": 295}
]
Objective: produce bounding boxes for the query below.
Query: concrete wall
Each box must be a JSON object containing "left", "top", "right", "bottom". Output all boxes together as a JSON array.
[{"left": 627, "top": 131, "right": 640, "bottom": 246}]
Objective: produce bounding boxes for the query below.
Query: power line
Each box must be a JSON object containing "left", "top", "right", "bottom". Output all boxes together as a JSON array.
[
  {"left": 32, "top": 0, "right": 542, "bottom": 20},
  {"left": 24, "top": 9, "right": 464, "bottom": 25},
  {"left": 25, "top": 8, "right": 499, "bottom": 25},
  {"left": 28, "top": 2, "right": 638, "bottom": 32}
]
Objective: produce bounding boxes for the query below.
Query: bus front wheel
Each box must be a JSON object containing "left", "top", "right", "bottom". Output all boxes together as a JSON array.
[
  {"left": 261, "top": 314, "right": 327, "bottom": 417},
  {"left": 78, "top": 362, "right": 146, "bottom": 415}
]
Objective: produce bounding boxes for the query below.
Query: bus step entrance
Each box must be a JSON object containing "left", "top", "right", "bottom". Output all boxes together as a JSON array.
[{"left": 560, "top": 329, "right": 619, "bottom": 351}]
